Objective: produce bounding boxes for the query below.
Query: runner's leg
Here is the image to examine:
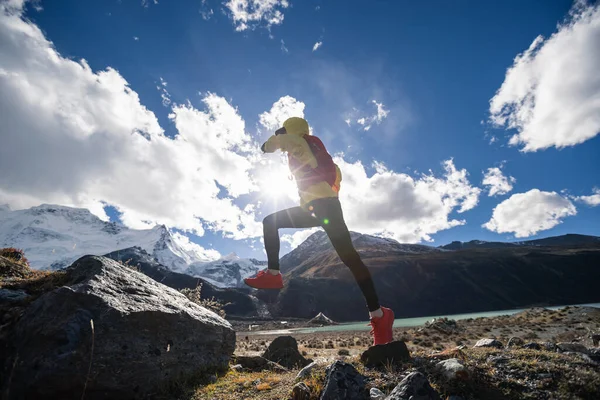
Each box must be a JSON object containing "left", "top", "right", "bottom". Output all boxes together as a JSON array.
[
  {"left": 263, "top": 207, "right": 321, "bottom": 271},
  {"left": 312, "top": 198, "right": 381, "bottom": 311}
]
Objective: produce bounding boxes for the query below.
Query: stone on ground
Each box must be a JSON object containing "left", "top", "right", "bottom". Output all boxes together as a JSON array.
[
  {"left": 436, "top": 358, "right": 469, "bottom": 380},
  {"left": 385, "top": 371, "right": 441, "bottom": 400},
  {"left": 320, "top": 360, "right": 368, "bottom": 400},
  {"left": 370, "top": 387, "right": 385, "bottom": 399},
  {"left": 296, "top": 361, "right": 318, "bottom": 380},
  {"left": 360, "top": 341, "right": 411, "bottom": 367},
  {"left": 263, "top": 335, "right": 311, "bottom": 369},
  {"left": 522, "top": 342, "right": 542, "bottom": 350},
  {"left": 1, "top": 255, "right": 235, "bottom": 399},
  {"left": 557, "top": 342, "right": 588, "bottom": 354},
  {"left": 506, "top": 336, "right": 524, "bottom": 348},
  {"left": 292, "top": 382, "right": 311, "bottom": 400},
  {"left": 473, "top": 338, "right": 503, "bottom": 348},
  {"left": 235, "top": 355, "right": 288, "bottom": 372}
]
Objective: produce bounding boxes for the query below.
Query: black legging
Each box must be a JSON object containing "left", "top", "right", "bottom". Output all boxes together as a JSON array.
[{"left": 263, "top": 197, "right": 380, "bottom": 312}]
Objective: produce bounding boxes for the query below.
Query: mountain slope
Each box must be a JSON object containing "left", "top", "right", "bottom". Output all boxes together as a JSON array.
[
  {"left": 440, "top": 234, "right": 600, "bottom": 250},
  {"left": 0, "top": 204, "right": 216, "bottom": 271},
  {"left": 269, "top": 232, "right": 600, "bottom": 321}
]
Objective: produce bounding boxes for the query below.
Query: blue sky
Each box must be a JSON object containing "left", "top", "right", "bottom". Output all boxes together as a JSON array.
[{"left": 1, "top": 0, "right": 599, "bottom": 259}]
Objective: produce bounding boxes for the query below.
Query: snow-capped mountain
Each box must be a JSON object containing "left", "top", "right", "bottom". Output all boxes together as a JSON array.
[
  {"left": 0, "top": 204, "right": 217, "bottom": 271},
  {"left": 185, "top": 253, "right": 266, "bottom": 288}
]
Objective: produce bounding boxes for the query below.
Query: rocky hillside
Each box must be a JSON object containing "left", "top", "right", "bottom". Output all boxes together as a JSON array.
[{"left": 267, "top": 232, "right": 600, "bottom": 321}]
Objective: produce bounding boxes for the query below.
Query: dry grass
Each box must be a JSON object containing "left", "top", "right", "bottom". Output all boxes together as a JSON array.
[{"left": 192, "top": 370, "right": 296, "bottom": 400}]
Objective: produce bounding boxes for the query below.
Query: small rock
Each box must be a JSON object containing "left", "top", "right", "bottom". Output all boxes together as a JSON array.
[
  {"left": 292, "top": 382, "right": 311, "bottom": 400},
  {"left": 370, "top": 387, "right": 385, "bottom": 400},
  {"left": 0, "top": 288, "right": 30, "bottom": 303},
  {"left": 386, "top": 371, "right": 441, "bottom": 400},
  {"left": 522, "top": 342, "right": 542, "bottom": 350},
  {"left": 537, "top": 373, "right": 552, "bottom": 380},
  {"left": 320, "top": 361, "right": 368, "bottom": 400},
  {"left": 488, "top": 355, "right": 510, "bottom": 365},
  {"left": 506, "top": 337, "right": 524, "bottom": 348},
  {"left": 557, "top": 342, "right": 588, "bottom": 354},
  {"left": 296, "top": 361, "right": 317, "bottom": 380},
  {"left": 542, "top": 342, "right": 557, "bottom": 351},
  {"left": 592, "top": 334, "right": 600, "bottom": 347},
  {"left": 360, "top": 341, "right": 411, "bottom": 368},
  {"left": 235, "top": 355, "right": 288, "bottom": 372},
  {"left": 230, "top": 364, "right": 243, "bottom": 372},
  {"left": 436, "top": 358, "right": 468, "bottom": 381},
  {"left": 447, "top": 397, "right": 465, "bottom": 400},
  {"left": 473, "top": 338, "right": 503, "bottom": 349},
  {"left": 263, "top": 336, "right": 310, "bottom": 369},
  {"left": 588, "top": 348, "right": 600, "bottom": 362}
]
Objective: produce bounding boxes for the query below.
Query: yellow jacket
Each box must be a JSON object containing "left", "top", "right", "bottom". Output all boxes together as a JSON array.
[{"left": 263, "top": 118, "right": 342, "bottom": 208}]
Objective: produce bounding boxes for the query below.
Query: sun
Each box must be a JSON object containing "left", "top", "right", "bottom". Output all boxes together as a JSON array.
[{"left": 257, "top": 164, "right": 297, "bottom": 203}]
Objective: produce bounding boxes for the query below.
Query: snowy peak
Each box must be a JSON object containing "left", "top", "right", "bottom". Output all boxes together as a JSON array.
[
  {"left": 0, "top": 204, "right": 217, "bottom": 271},
  {"left": 185, "top": 255, "right": 266, "bottom": 288}
]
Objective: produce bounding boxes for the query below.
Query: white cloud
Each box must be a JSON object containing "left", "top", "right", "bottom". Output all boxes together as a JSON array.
[
  {"left": 224, "top": 0, "right": 289, "bottom": 31},
  {"left": 258, "top": 95, "right": 305, "bottom": 131},
  {"left": 281, "top": 227, "right": 319, "bottom": 249},
  {"left": 312, "top": 41, "right": 322, "bottom": 52},
  {"left": 573, "top": 188, "right": 600, "bottom": 206},
  {"left": 0, "top": 3, "right": 262, "bottom": 244},
  {"left": 489, "top": 1, "right": 600, "bottom": 152},
  {"left": 280, "top": 39, "right": 288, "bottom": 53},
  {"left": 483, "top": 189, "right": 577, "bottom": 237},
  {"left": 348, "top": 100, "right": 390, "bottom": 131},
  {"left": 200, "top": 0, "right": 214, "bottom": 20},
  {"left": 482, "top": 166, "right": 516, "bottom": 196},
  {"left": 157, "top": 77, "right": 171, "bottom": 107},
  {"left": 336, "top": 158, "right": 481, "bottom": 243},
  {"left": 133, "top": 36, "right": 139, "bottom": 41}
]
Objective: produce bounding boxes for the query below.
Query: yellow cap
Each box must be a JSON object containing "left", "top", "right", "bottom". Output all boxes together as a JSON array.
[{"left": 282, "top": 117, "right": 309, "bottom": 136}]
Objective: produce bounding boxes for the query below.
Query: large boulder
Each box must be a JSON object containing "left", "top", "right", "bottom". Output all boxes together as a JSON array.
[
  {"left": 385, "top": 372, "right": 440, "bottom": 400},
  {"left": 361, "top": 341, "right": 411, "bottom": 368},
  {"left": 1, "top": 255, "right": 235, "bottom": 399},
  {"left": 320, "top": 361, "right": 368, "bottom": 400},
  {"left": 263, "top": 336, "right": 310, "bottom": 369}
]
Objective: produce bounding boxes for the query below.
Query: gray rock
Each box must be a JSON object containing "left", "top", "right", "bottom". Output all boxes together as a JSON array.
[
  {"left": 436, "top": 358, "right": 468, "bottom": 380},
  {"left": 361, "top": 341, "right": 411, "bottom": 368},
  {"left": 385, "top": 371, "right": 441, "bottom": 400},
  {"left": 506, "top": 336, "right": 524, "bottom": 348},
  {"left": 522, "top": 342, "right": 542, "bottom": 350},
  {"left": 320, "top": 361, "right": 368, "bottom": 400},
  {"left": 235, "top": 355, "right": 288, "bottom": 372},
  {"left": 370, "top": 387, "right": 385, "bottom": 400},
  {"left": 230, "top": 364, "right": 243, "bottom": 372},
  {"left": 263, "top": 336, "right": 310, "bottom": 369},
  {"left": 488, "top": 355, "right": 510, "bottom": 365},
  {"left": 296, "top": 361, "right": 318, "bottom": 380},
  {"left": 292, "top": 382, "right": 311, "bottom": 400},
  {"left": 588, "top": 348, "right": 600, "bottom": 362},
  {"left": 473, "top": 338, "right": 503, "bottom": 348},
  {"left": 447, "top": 397, "right": 465, "bottom": 400},
  {"left": 2, "top": 255, "right": 235, "bottom": 399},
  {"left": 542, "top": 342, "right": 557, "bottom": 351},
  {"left": 0, "top": 288, "right": 29, "bottom": 303},
  {"left": 557, "top": 342, "right": 588, "bottom": 354}
]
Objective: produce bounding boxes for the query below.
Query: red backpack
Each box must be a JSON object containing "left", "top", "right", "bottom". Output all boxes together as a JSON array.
[{"left": 288, "top": 135, "right": 339, "bottom": 191}]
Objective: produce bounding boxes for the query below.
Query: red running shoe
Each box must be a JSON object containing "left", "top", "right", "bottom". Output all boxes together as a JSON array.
[
  {"left": 369, "top": 307, "right": 395, "bottom": 346},
  {"left": 244, "top": 270, "right": 284, "bottom": 289}
]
